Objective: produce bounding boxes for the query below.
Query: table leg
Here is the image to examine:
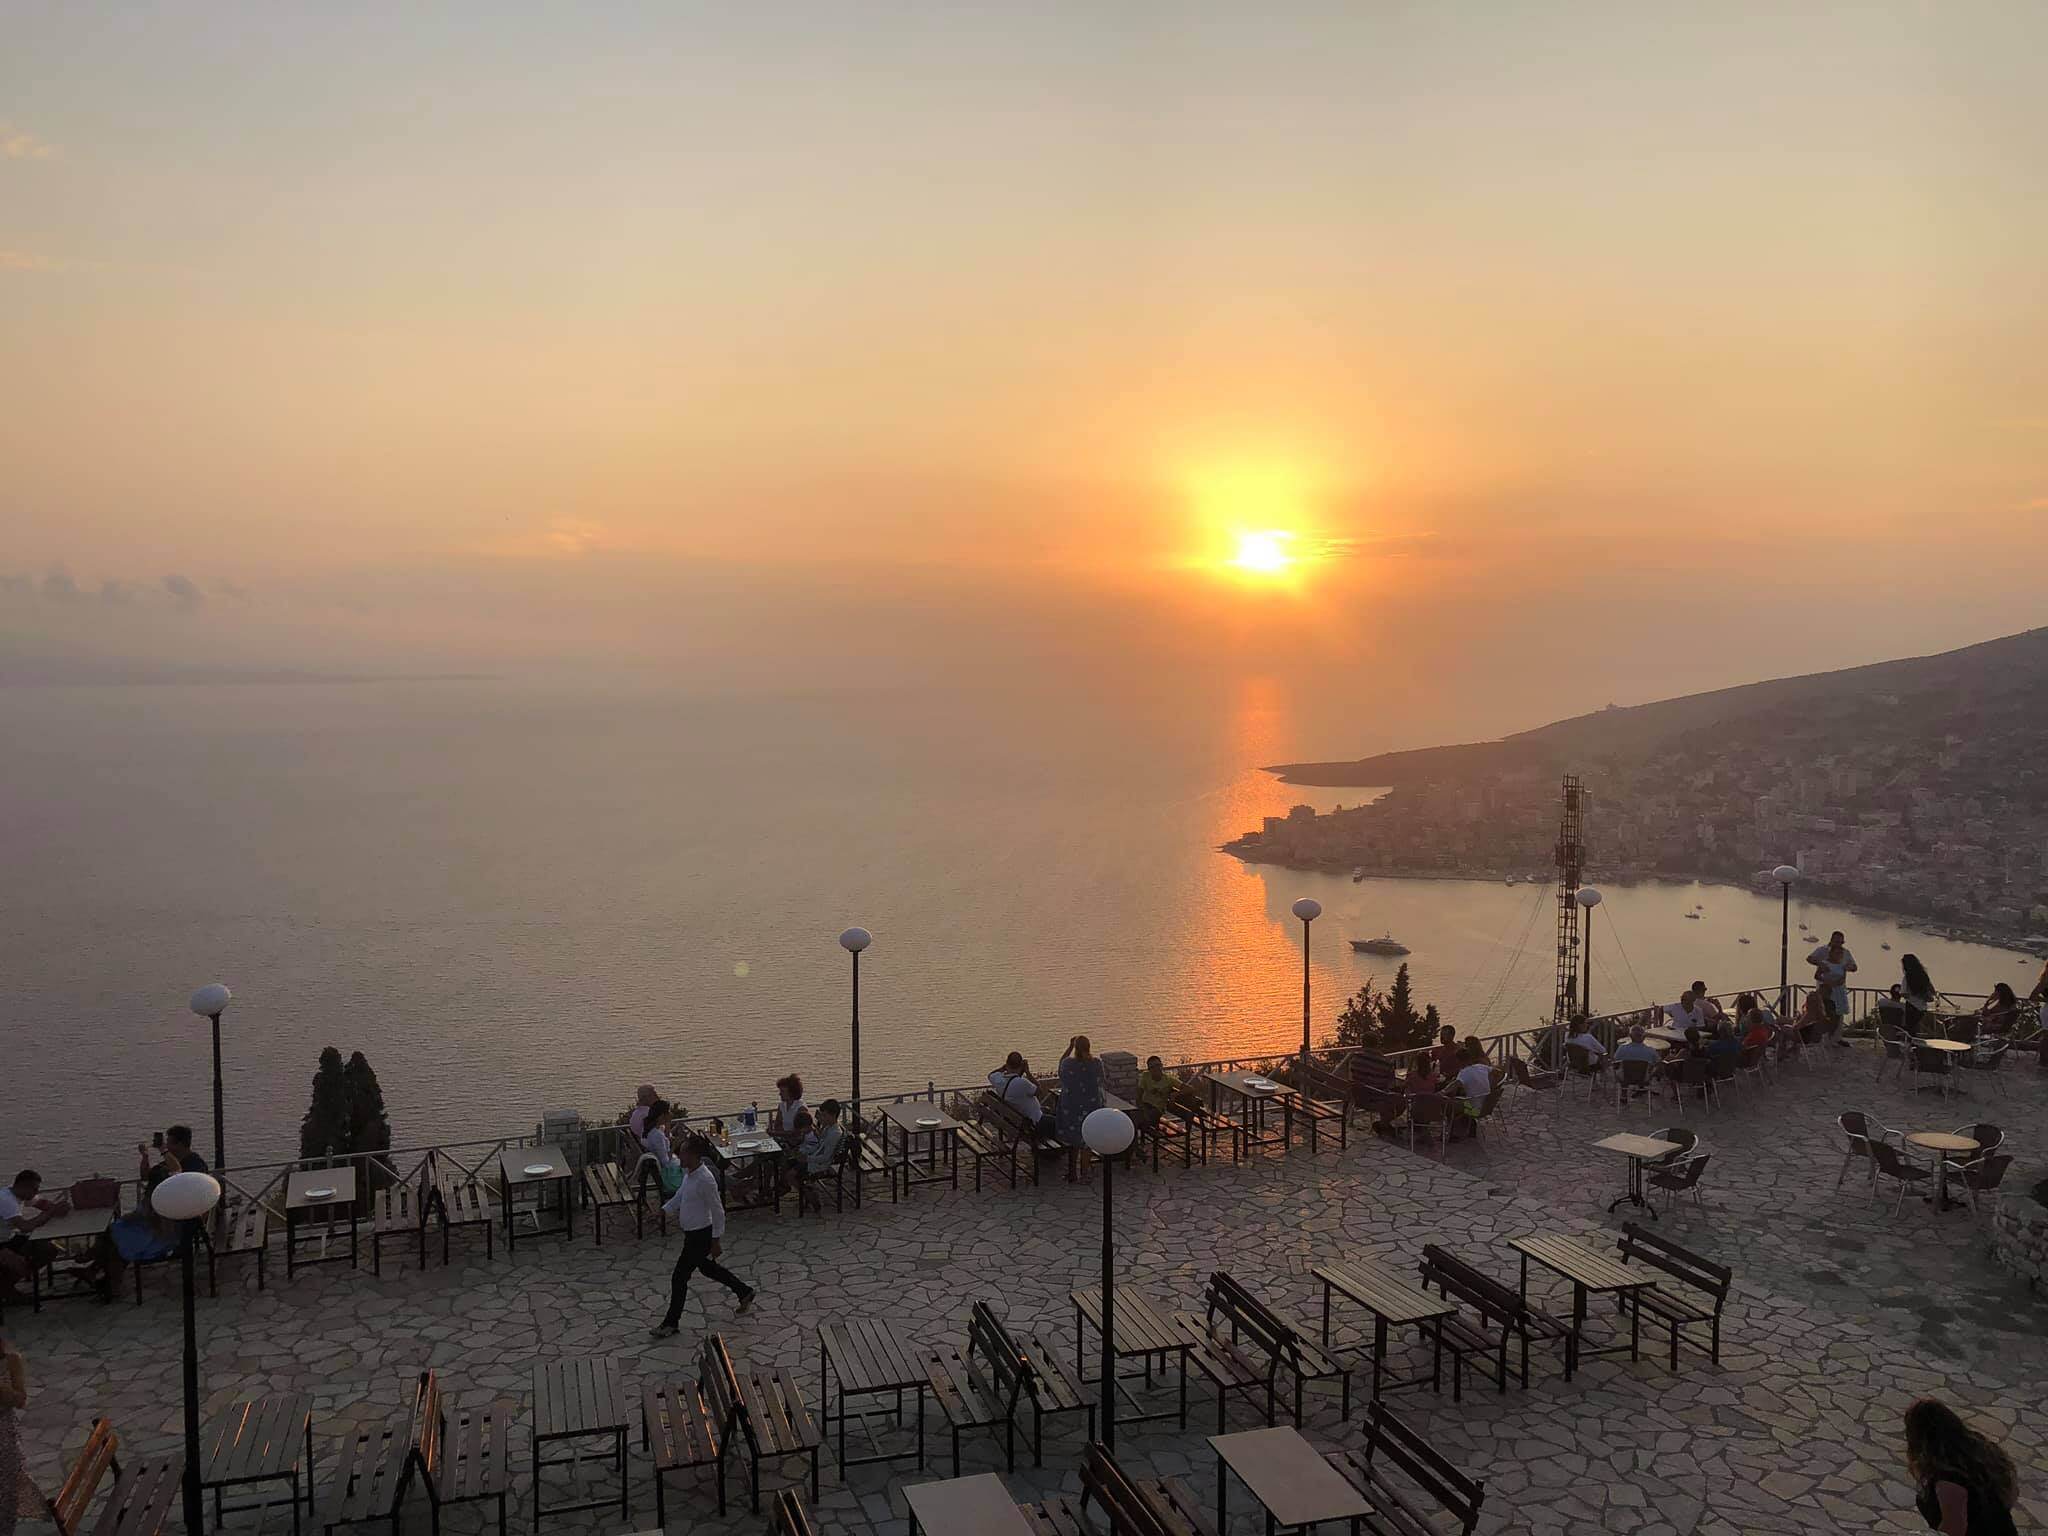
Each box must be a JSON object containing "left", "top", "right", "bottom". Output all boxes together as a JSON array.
[
  {"left": 1321, "top": 1282, "right": 1333, "bottom": 1347},
  {"left": 349, "top": 1205, "right": 359, "bottom": 1268},
  {"left": 1372, "top": 1315, "right": 1387, "bottom": 1403},
  {"left": 566, "top": 1177, "right": 575, "bottom": 1240},
  {"left": 1215, "top": 1448, "right": 1227, "bottom": 1531}
]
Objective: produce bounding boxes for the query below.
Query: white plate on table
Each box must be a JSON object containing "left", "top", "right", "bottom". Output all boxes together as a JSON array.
[
  {"left": 731, "top": 1139, "right": 766, "bottom": 1152},
  {"left": 303, "top": 1186, "right": 336, "bottom": 1201},
  {"left": 523, "top": 1163, "right": 555, "bottom": 1176},
  {"left": 916, "top": 1116, "right": 943, "bottom": 1128}
]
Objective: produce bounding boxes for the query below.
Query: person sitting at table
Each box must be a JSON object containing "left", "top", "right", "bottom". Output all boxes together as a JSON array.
[
  {"left": 1796, "top": 985, "right": 1838, "bottom": 1043},
  {"left": 1704, "top": 1019, "right": 1742, "bottom": 1065},
  {"left": 989, "top": 1053, "right": 1056, "bottom": 1143},
  {"left": 1428, "top": 1023, "right": 1461, "bottom": 1077},
  {"left": 1691, "top": 983, "right": 1728, "bottom": 1027},
  {"left": 627, "top": 1085, "right": 659, "bottom": 1142},
  {"left": 1977, "top": 983, "right": 2021, "bottom": 1038},
  {"left": 1666, "top": 989, "right": 1708, "bottom": 1033},
  {"left": 1131, "top": 1056, "right": 1186, "bottom": 1139},
  {"left": 0, "top": 1170, "right": 71, "bottom": 1298},
  {"left": 642, "top": 1101, "right": 683, "bottom": 1196},
  {"left": 769, "top": 1075, "right": 808, "bottom": 1138},
  {"left": 138, "top": 1125, "right": 208, "bottom": 1195},
  {"left": 1564, "top": 1014, "right": 1607, "bottom": 1075},
  {"left": 788, "top": 1100, "right": 844, "bottom": 1209},
  {"left": 1735, "top": 994, "right": 1778, "bottom": 1051},
  {"left": 1678, "top": 1024, "right": 1704, "bottom": 1059},
  {"left": 1614, "top": 1022, "right": 1661, "bottom": 1066},
  {"left": 1447, "top": 1046, "right": 1492, "bottom": 1139}
]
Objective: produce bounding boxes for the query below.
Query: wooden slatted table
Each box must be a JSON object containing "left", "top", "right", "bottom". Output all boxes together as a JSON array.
[
  {"left": 27, "top": 1204, "right": 113, "bottom": 1308},
  {"left": 1070, "top": 1286, "right": 1192, "bottom": 1428},
  {"left": 819, "top": 1317, "right": 927, "bottom": 1469},
  {"left": 283, "top": 1168, "right": 359, "bottom": 1276},
  {"left": 1311, "top": 1257, "right": 1457, "bottom": 1402},
  {"left": 1509, "top": 1232, "right": 1658, "bottom": 1364},
  {"left": 498, "top": 1147, "right": 575, "bottom": 1249},
  {"left": 880, "top": 1102, "right": 962, "bottom": 1195},
  {"left": 1211, "top": 1425, "right": 1373, "bottom": 1532},
  {"left": 531, "top": 1358, "right": 630, "bottom": 1525},
  {"left": 1594, "top": 1133, "right": 1682, "bottom": 1217},
  {"left": 1207, "top": 1070, "right": 1295, "bottom": 1152},
  {"left": 903, "top": 1472, "right": 1036, "bottom": 1536},
  {"left": 199, "top": 1395, "right": 314, "bottom": 1536}
]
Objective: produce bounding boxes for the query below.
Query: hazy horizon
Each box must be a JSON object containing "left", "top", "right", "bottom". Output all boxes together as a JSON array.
[{"left": 6, "top": 2, "right": 2046, "bottom": 734}]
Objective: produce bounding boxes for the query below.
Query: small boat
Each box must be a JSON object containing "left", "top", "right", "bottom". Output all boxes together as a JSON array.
[
  {"left": 1881, "top": 942, "right": 1891, "bottom": 951},
  {"left": 1351, "top": 867, "right": 1365, "bottom": 883},
  {"left": 1738, "top": 937, "right": 1750, "bottom": 944},
  {"left": 1684, "top": 913, "right": 1701, "bottom": 920},
  {"left": 1504, "top": 875, "right": 1517, "bottom": 885},
  {"left": 1350, "top": 933, "right": 1411, "bottom": 955}
]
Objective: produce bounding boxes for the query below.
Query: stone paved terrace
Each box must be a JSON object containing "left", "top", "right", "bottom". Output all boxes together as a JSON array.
[{"left": 12, "top": 1041, "right": 2048, "bottom": 1536}]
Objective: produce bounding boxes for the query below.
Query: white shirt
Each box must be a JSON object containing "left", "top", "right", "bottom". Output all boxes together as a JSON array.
[
  {"left": 1567, "top": 1030, "right": 1606, "bottom": 1060},
  {"left": 1456, "top": 1063, "right": 1493, "bottom": 1100},
  {"left": 660, "top": 1162, "right": 725, "bottom": 1237},
  {"left": 1666, "top": 1001, "right": 1705, "bottom": 1031},
  {"left": 774, "top": 1099, "right": 807, "bottom": 1133},
  {"left": 1806, "top": 945, "right": 1856, "bottom": 983},
  {"left": 989, "top": 1071, "right": 1042, "bottom": 1123},
  {"left": 0, "top": 1187, "right": 23, "bottom": 1232},
  {"left": 627, "top": 1105, "right": 653, "bottom": 1140}
]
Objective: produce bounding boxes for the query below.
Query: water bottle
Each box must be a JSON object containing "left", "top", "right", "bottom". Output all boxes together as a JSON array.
[{"left": 744, "top": 1101, "right": 758, "bottom": 1133}]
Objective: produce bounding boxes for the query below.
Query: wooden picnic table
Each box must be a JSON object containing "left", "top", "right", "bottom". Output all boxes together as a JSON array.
[
  {"left": 498, "top": 1146, "right": 575, "bottom": 1249},
  {"left": 903, "top": 1472, "right": 1035, "bottom": 1536},
  {"left": 283, "top": 1167, "right": 359, "bottom": 1276},
  {"left": 1311, "top": 1257, "right": 1457, "bottom": 1403},
  {"left": 531, "top": 1358, "right": 630, "bottom": 1525},
  {"left": 819, "top": 1316, "right": 927, "bottom": 1469},
  {"left": 1207, "top": 1069, "right": 1295, "bottom": 1151},
  {"left": 1594, "top": 1133, "right": 1682, "bottom": 1218},
  {"left": 880, "top": 1101, "right": 962, "bottom": 1195},
  {"left": 199, "top": 1394, "right": 315, "bottom": 1536},
  {"left": 1071, "top": 1285, "right": 1192, "bottom": 1428},
  {"left": 1509, "top": 1232, "right": 1658, "bottom": 1364},
  {"left": 1211, "top": 1425, "right": 1373, "bottom": 1531}
]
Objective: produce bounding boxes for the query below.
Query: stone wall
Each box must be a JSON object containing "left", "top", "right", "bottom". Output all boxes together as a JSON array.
[{"left": 1989, "top": 1190, "right": 2048, "bottom": 1288}]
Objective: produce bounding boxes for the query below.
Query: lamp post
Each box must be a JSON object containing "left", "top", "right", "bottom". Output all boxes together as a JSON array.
[
  {"left": 837, "top": 929, "right": 870, "bottom": 1108},
  {"left": 188, "top": 984, "right": 233, "bottom": 1172},
  {"left": 1772, "top": 865, "right": 1800, "bottom": 1015},
  {"left": 1291, "top": 898, "right": 1322, "bottom": 1061},
  {"left": 1575, "top": 888, "right": 1603, "bottom": 1018},
  {"left": 154, "top": 1170, "right": 222, "bottom": 1536},
  {"left": 1081, "top": 1107, "right": 1135, "bottom": 1451}
]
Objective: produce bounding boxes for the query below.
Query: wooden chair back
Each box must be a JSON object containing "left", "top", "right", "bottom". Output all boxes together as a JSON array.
[
  {"left": 1080, "top": 1443, "right": 1174, "bottom": 1536},
  {"left": 1618, "top": 1221, "right": 1731, "bottom": 1302},
  {"left": 966, "top": 1301, "right": 1033, "bottom": 1416},
  {"left": 47, "top": 1418, "right": 120, "bottom": 1536},
  {"left": 1361, "top": 1401, "right": 1485, "bottom": 1532},
  {"left": 699, "top": 1334, "right": 749, "bottom": 1452},
  {"left": 411, "top": 1370, "right": 444, "bottom": 1479},
  {"left": 1205, "top": 1272, "right": 1297, "bottom": 1381}
]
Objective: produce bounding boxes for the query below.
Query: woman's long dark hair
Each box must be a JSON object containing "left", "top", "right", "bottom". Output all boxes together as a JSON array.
[
  {"left": 1905, "top": 1398, "right": 2017, "bottom": 1507},
  {"left": 1901, "top": 953, "right": 1934, "bottom": 999}
]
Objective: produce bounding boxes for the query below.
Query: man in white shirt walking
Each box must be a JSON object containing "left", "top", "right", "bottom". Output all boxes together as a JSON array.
[{"left": 650, "top": 1135, "right": 756, "bottom": 1338}]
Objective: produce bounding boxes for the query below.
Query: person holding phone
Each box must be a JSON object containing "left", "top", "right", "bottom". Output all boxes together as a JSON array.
[
  {"left": 1, "top": 1334, "right": 30, "bottom": 1536},
  {"left": 136, "top": 1125, "right": 208, "bottom": 1202}
]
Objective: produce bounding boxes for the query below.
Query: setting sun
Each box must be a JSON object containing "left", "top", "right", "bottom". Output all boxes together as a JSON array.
[{"left": 1233, "top": 530, "right": 1297, "bottom": 574}]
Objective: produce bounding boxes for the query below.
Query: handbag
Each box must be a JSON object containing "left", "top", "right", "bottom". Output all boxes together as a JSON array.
[{"left": 70, "top": 1175, "right": 121, "bottom": 1210}]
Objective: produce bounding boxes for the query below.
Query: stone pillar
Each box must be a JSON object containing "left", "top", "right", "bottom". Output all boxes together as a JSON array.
[{"left": 1099, "top": 1050, "right": 1139, "bottom": 1102}]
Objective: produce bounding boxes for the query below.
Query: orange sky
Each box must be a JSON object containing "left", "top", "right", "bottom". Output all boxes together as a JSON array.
[{"left": 3, "top": 3, "right": 2045, "bottom": 729}]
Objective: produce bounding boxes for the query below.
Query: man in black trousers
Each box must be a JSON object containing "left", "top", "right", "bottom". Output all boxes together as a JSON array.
[{"left": 649, "top": 1133, "right": 755, "bottom": 1338}]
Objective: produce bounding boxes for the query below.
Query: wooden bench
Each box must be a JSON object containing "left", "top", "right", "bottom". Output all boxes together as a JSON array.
[
  {"left": 945, "top": 1092, "right": 1023, "bottom": 1192},
  {"left": 1408, "top": 1249, "right": 1511, "bottom": 1402},
  {"left": 425, "top": 1158, "right": 496, "bottom": 1265},
  {"left": 1421, "top": 1242, "right": 1575, "bottom": 1388},
  {"left": 768, "top": 1489, "right": 818, "bottom": 1536},
  {"left": 410, "top": 1370, "right": 511, "bottom": 1536},
  {"left": 979, "top": 1093, "right": 1066, "bottom": 1185},
  {"left": 1133, "top": 1089, "right": 1200, "bottom": 1170},
  {"left": 579, "top": 1154, "right": 650, "bottom": 1245},
  {"left": 1327, "top": 1401, "right": 1486, "bottom": 1536},
  {"left": 847, "top": 1113, "right": 904, "bottom": 1204},
  {"left": 371, "top": 1180, "right": 431, "bottom": 1276},
  {"left": 643, "top": 1376, "right": 722, "bottom": 1529},
  {"left": 1174, "top": 1271, "right": 1347, "bottom": 1431},
  {"left": 44, "top": 1420, "right": 180, "bottom": 1536},
  {"left": 1617, "top": 1222, "right": 1731, "bottom": 1370},
  {"left": 196, "top": 1200, "right": 272, "bottom": 1294},
  {"left": 926, "top": 1302, "right": 1093, "bottom": 1475},
  {"left": 43, "top": 1417, "right": 121, "bottom": 1536},
  {"left": 323, "top": 1383, "right": 420, "bottom": 1536},
  {"left": 1186, "top": 1076, "right": 1247, "bottom": 1166},
  {"left": 1294, "top": 1060, "right": 1354, "bottom": 1151},
  {"left": 1027, "top": 1441, "right": 1217, "bottom": 1536},
  {"left": 701, "top": 1333, "right": 821, "bottom": 1515}
]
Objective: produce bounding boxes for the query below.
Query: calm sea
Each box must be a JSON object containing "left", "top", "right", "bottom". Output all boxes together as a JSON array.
[{"left": 4, "top": 674, "right": 2033, "bottom": 1174}]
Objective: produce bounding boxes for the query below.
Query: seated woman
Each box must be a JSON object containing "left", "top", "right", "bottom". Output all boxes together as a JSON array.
[
  {"left": 789, "top": 1100, "right": 844, "bottom": 1209},
  {"left": 1734, "top": 993, "right": 1777, "bottom": 1051},
  {"left": 1978, "top": 983, "right": 2021, "bottom": 1038},
  {"left": 641, "top": 1100, "right": 683, "bottom": 1196},
  {"left": 1797, "top": 986, "right": 1840, "bottom": 1043}
]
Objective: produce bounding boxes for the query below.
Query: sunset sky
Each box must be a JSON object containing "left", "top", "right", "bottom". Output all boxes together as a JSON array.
[{"left": 4, "top": 3, "right": 2045, "bottom": 738}]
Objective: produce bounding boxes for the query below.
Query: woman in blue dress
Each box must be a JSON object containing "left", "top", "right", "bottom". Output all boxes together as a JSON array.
[{"left": 1055, "top": 1034, "right": 1104, "bottom": 1146}]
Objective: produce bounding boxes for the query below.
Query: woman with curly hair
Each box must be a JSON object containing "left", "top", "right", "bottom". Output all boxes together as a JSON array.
[{"left": 1904, "top": 1397, "right": 2019, "bottom": 1534}]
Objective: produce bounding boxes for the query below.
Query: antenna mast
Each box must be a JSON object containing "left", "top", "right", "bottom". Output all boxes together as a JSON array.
[{"left": 1553, "top": 773, "right": 1586, "bottom": 1023}]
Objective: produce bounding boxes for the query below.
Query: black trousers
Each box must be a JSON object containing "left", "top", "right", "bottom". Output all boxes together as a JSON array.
[{"left": 662, "top": 1226, "right": 748, "bottom": 1327}]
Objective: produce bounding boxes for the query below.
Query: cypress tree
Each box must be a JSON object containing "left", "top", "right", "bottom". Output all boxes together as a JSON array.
[{"left": 299, "top": 1047, "right": 350, "bottom": 1160}]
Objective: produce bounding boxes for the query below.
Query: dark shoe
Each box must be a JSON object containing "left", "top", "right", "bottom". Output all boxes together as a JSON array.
[
  {"left": 649, "top": 1322, "right": 679, "bottom": 1339},
  {"left": 735, "top": 1289, "right": 756, "bottom": 1315}
]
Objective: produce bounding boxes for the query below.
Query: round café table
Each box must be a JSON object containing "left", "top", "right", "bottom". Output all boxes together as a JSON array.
[{"left": 1905, "top": 1131, "right": 1979, "bottom": 1212}]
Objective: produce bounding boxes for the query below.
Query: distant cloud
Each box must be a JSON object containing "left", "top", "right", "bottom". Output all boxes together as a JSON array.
[
  {"left": 1, "top": 125, "right": 57, "bottom": 160},
  {"left": 0, "top": 248, "right": 57, "bottom": 273},
  {"left": 162, "top": 572, "right": 206, "bottom": 608}
]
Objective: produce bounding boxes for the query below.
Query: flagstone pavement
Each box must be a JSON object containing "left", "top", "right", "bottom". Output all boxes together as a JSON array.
[{"left": 11, "top": 1042, "right": 2046, "bottom": 1535}]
